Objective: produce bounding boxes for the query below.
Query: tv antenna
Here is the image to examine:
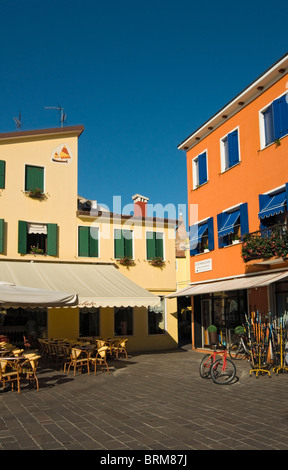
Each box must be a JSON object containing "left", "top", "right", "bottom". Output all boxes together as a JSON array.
[
  {"left": 44, "top": 105, "right": 67, "bottom": 127},
  {"left": 13, "top": 112, "right": 22, "bottom": 130}
]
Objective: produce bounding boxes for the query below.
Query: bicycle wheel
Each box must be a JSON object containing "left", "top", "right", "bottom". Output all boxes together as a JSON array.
[
  {"left": 210, "top": 358, "right": 236, "bottom": 384},
  {"left": 199, "top": 354, "right": 213, "bottom": 378},
  {"left": 228, "top": 342, "right": 246, "bottom": 360}
]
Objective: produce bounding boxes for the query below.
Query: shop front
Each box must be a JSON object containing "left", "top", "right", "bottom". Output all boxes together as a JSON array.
[{"left": 167, "top": 270, "right": 288, "bottom": 350}]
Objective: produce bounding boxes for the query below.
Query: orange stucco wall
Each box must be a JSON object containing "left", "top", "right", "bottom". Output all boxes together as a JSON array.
[{"left": 186, "top": 74, "right": 288, "bottom": 282}]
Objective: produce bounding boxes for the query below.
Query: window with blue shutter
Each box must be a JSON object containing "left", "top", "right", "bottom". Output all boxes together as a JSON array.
[
  {"left": 258, "top": 185, "right": 288, "bottom": 229},
  {"left": 198, "top": 152, "right": 207, "bottom": 186},
  {"left": 221, "top": 129, "right": 240, "bottom": 171},
  {"left": 262, "top": 93, "right": 288, "bottom": 146},
  {"left": 217, "top": 203, "right": 249, "bottom": 248},
  {"left": 189, "top": 217, "right": 214, "bottom": 256}
]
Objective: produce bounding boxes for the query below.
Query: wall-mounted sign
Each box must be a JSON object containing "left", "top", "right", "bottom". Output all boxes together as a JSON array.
[
  {"left": 51, "top": 144, "right": 72, "bottom": 163},
  {"left": 195, "top": 258, "right": 212, "bottom": 273}
]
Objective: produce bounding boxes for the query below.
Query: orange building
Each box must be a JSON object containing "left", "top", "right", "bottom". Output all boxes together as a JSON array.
[{"left": 172, "top": 53, "right": 288, "bottom": 349}]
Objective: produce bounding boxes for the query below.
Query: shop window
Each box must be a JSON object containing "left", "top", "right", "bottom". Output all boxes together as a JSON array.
[
  {"left": 114, "top": 307, "right": 133, "bottom": 336},
  {"left": 0, "top": 307, "right": 47, "bottom": 347},
  {"left": 18, "top": 221, "right": 58, "bottom": 256},
  {"left": 114, "top": 229, "right": 133, "bottom": 259},
  {"left": 190, "top": 217, "right": 214, "bottom": 256},
  {"left": 79, "top": 307, "right": 100, "bottom": 337},
  {"left": 148, "top": 299, "right": 165, "bottom": 334}
]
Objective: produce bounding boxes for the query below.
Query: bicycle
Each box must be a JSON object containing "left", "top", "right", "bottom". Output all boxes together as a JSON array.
[
  {"left": 229, "top": 333, "right": 251, "bottom": 360},
  {"left": 199, "top": 344, "right": 236, "bottom": 384}
]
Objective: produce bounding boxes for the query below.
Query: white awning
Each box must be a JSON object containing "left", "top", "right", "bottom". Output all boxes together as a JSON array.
[
  {"left": 0, "top": 281, "right": 78, "bottom": 308},
  {"left": 0, "top": 262, "right": 160, "bottom": 308},
  {"left": 166, "top": 271, "right": 288, "bottom": 298}
]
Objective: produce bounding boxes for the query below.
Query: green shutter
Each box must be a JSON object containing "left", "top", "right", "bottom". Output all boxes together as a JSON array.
[
  {"left": 78, "top": 226, "right": 89, "bottom": 257},
  {"left": 155, "top": 233, "right": 164, "bottom": 259},
  {"left": 89, "top": 227, "right": 99, "bottom": 257},
  {"left": 0, "top": 219, "right": 4, "bottom": 253},
  {"left": 146, "top": 232, "right": 156, "bottom": 260},
  {"left": 18, "top": 220, "right": 27, "bottom": 254},
  {"left": 114, "top": 229, "right": 124, "bottom": 258},
  {"left": 123, "top": 230, "right": 133, "bottom": 258},
  {"left": 25, "top": 165, "right": 44, "bottom": 192},
  {"left": 47, "top": 223, "right": 58, "bottom": 256},
  {"left": 0, "top": 161, "right": 6, "bottom": 189}
]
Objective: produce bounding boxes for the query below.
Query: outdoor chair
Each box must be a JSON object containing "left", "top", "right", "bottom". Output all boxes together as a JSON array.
[
  {"left": 111, "top": 339, "right": 128, "bottom": 359},
  {"left": 66, "top": 348, "right": 90, "bottom": 376},
  {"left": 0, "top": 359, "right": 21, "bottom": 393},
  {"left": 20, "top": 355, "right": 41, "bottom": 391},
  {"left": 89, "top": 346, "right": 109, "bottom": 375}
]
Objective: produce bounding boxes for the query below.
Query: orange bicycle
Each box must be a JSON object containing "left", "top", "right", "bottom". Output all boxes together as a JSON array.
[{"left": 199, "top": 345, "right": 236, "bottom": 385}]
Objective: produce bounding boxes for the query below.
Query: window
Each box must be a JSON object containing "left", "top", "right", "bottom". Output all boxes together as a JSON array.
[
  {"left": 114, "top": 307, "right": 133, "bottom": 336},
  {"left": 79, "top": 307, "right": 100, "bottom": 337},
  {"left": 114, "top": 229, "right": 133, "bottom": 259},
  {"left": 25, "top": 165, "right": 44, "bottom": 193},
  {"left": 0, "top": 160, "right": 6, "bottom": 189},
  {"left": 78, "top": 226, "right": 99, "bottom": 257},
  {"left": 190, "top": 218, "right": 214, "bottom": 256},
  {"left": 220, "top": 129, "right": 240, "bottom": 172},
  {"left": 260, "top": 92, "right": 288, "bottom": 148},
  {"left": 192, "top": 151, "right": 208, "bottom": 189},
  {"left": 18, "top": 221, "right": 58, "bottom": 255},
  {"left": 146, "top": 232, "right": 164, "bottom": 260},
  {"left": 0, "top": 219, "right": 4, "bottom": 254},
  {"left": 258, "top": 185, "right": 288, "bottom": 228},
  {"left": 217, "top": 203, "right": 249, "bottom": 248},
  {"left": 148, "top": 299, "right": 165, "bottom": 335}
]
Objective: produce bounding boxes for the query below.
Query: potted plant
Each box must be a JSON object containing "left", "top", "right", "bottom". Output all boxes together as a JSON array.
[
  {"left": 149, "top": 257, "right": 165, "bottom": 268},
  {"left": 29, "top": 187, "right": 44, "bottom": 198},
  {"left": 30, "top": 245, "right": 44, "bottom": 255},
  {"left": 118, "top": 256, "right": 135, "bottom": 267},
  {"left": 207, "top": 324, "right": 218, "bottom": 345}
]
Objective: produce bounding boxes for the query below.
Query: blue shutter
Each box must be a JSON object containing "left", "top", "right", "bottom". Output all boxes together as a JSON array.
[
  {"left": 217, "top": 213, "right": 224, "bottom": 248},
  {"left": 189, "top": 225, "right": 199, "bottom": 256},
  {"left": 198, "top": 152, "right": 207, "bottom": 185},
  {"left": 228, "top": 130, "right": 239, "bottom": 167},
  {"left": 263, "top": 104, "right": 274, "bottom": 146},
  {"left": 207, "top": 217, "right": 214, "bottom": 251},
  {"left": 273, "top": 94, "right": 288, "bottom": 139},
  {"left": 239, "top": 203, "right": 249, "bottom": 238}
]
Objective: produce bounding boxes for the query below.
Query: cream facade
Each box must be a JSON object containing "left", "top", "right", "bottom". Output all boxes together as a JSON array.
[{"left": 0, "top": 126, "right": 178, "bottom": 352}]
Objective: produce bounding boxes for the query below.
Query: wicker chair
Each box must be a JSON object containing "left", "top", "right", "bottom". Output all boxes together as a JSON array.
[
  {"left": 89, "top": 346, "right": 109, "bottom": 375},
  {"left": 66, "top": 348, "right": 90, "bottom": 376},
  {"left": 20, "top": 355, "right": 41, "bottom": 391},
  {"left": 0, "top": 359, "right": 21, "bottom": 393}
]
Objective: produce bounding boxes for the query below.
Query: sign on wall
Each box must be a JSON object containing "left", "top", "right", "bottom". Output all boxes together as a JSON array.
[
  {"left": 195, "top": 258, "right": 212, "bottom": 273},
  {"left": 51, "top": 144, "right": 72, "bottom": 163}
]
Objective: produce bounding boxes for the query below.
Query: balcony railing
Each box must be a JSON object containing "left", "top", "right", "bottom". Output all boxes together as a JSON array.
[{"left": 241, "top": 223, "right": 288, "bottom": 263}]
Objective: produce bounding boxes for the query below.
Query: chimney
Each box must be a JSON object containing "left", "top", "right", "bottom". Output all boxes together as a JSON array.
[{"left": 132, "top": 194, "right": 149, "bottom": 218}]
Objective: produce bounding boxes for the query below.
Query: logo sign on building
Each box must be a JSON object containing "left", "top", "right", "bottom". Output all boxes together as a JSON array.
[
  {"left": 195, "top": 258, "right": 212, "bottom": 273},
  {"left": 51, "top": 144, "right": 72, "bottom": 163}
]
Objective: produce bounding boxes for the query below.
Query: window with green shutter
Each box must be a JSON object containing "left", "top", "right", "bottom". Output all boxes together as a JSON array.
[
  {"left": 146, "top": 232, "right": 164, "bottom": 260},
  {"left": 18, "top": 221, "right": 58, "bottom": 256},
  {"left": 0, "top": 161, "right": 6, "bottom": 189},
  {"left": 25, "top": 165, "right": 44, "bottom": 192},
  {"left": 78, "top": 226, "right": 99, "bottom": 257},
  {"left": 114, "top": 229, "right": 133, "bottom": 259},
  {"left": 0, "top": 219, "right": 4, "bottom": 254}
]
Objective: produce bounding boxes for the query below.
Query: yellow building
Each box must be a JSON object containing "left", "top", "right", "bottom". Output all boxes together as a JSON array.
[{"left": 0, "top": 126, "right": 178, "bottom": 352}]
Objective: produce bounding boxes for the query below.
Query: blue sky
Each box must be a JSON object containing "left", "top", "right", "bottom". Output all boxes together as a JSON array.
[{"left": 0, "top": 0, "right": 287, "bottom": 225}]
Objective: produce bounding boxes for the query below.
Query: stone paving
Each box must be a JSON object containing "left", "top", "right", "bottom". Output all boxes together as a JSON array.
[{"left": 1, "top": 347, "right": 288, "bottom": 451}]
